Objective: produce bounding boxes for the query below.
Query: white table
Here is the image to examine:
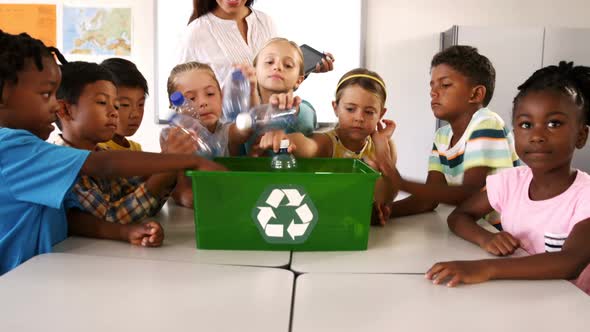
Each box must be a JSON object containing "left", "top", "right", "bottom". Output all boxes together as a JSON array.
[
  {"left": 291, "top": 205, "right": 526, "bottom": 274},
  {"left": 292, "top": 273, "right": 590, "bottom": 332},
  {"left": 54, "top": 202, "right": 291, "bottom": 268},
  {"left": 0, "top": 253, "right": 294, "bottom": 332}
]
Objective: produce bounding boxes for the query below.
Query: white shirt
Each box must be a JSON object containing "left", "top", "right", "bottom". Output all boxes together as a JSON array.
[{"left": 176, "top": 9, "right": 276, "bottom": 86}]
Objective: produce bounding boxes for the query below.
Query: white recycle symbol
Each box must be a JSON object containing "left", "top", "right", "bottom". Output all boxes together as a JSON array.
[{"left": 256, "top": 188, "right": 315, "bottom": 240}]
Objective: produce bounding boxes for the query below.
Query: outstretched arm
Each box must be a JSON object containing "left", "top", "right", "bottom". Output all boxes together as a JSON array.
[
  {"left": 286, "top": 132, "right": 332, "bottom": 158},
  {"left": 426, "top": 218, "right": 590, "bottom": 287},
  {"left": 80, "top": 150, "right": 225, "bottom": 178}
]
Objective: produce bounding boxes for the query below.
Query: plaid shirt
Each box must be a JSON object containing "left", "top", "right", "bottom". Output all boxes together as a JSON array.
[{"left": 54, "top": 135, "right": 170, "bottom": 224}]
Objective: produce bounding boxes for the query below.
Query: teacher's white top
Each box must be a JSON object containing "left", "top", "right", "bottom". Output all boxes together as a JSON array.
[{"left": 176, "top": 9, "right": 276, "bottom": 84}]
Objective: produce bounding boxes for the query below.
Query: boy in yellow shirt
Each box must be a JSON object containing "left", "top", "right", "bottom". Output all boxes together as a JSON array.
[{"left": 98, "top": 58, "right": 146, "bottom": 151}]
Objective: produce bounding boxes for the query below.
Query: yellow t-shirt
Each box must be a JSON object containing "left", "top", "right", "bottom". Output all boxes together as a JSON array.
[
  {"left": 323, "top": 129, "right": 377, "bottom": 159},
  {"left": 98, "top": 139, "right": 142, "bottom": 151}
]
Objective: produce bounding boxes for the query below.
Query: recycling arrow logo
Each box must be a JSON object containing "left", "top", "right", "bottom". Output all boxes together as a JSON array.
[{"left": 252, "top": 185, "right": 318, "bottom": 244}]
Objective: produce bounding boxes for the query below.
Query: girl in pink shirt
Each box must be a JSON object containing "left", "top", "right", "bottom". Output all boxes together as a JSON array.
[{"left": 424, "top": 61, "right": 590, "bottom": 294}]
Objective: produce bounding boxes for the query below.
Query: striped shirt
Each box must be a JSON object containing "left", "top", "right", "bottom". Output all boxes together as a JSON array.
[{"left": 428, "top": 108, "right": 519, "bottom": 185}]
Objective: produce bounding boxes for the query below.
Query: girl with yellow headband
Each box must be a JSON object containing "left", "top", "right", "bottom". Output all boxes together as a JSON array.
[{"left": 259, "top": 68, "right": 398, "bottom": 225}]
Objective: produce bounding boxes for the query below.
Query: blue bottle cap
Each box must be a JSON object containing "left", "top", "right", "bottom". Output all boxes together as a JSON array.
[
  {"left": 231, "top": 70, "right": 245, "bottom": 81},
  {"left": 170, "top": 91, "right": 185, "bottom": 106}
]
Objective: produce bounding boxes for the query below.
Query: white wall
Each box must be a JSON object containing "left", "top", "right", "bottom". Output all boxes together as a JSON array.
[{"left": 366, "top": 0, "right": 590, "bottom": 181}]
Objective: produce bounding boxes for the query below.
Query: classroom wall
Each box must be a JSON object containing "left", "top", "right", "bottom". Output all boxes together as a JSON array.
[
  {"left": 365, "top": 0, "right": 590, "bottom": 181},
  {"left": 0, "top": 0, "right": 157, "bottom": 150}
]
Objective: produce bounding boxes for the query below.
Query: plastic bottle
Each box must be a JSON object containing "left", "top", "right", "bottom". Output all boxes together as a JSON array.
[
  {"left": 221, "top": 69, "right": 250, "bottom": 123},
  {"left": 235, "top": 104, "right": 298, "bottom": 134},
  {"left": 271, "top": 139, "right": 297, "bottom": 170},
  {"left": 170, "top": 91, "right": 198, "bottom": 118},
  {"left": 160, "top": 112, "right": 224, "bottom": 159}
]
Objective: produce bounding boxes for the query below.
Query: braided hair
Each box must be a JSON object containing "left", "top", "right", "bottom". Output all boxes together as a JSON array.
[
  {"left": 0, "top": 30, "right": 67, "bottom": 102},
  {"left": 513, "top": 61, "right": 590, "bottom": 126}
]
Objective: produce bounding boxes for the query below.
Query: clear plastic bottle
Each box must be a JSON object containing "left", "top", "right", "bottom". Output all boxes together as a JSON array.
[
  {"left": 170, "top": 91, "right": 198, "bottom": 118},
  {"left": 221, "top": 69, "right": 250, "bottom": 123},
  {"left": 160, "top": 112, "right": 224, "bottom": 159},
  {"left": 235, "top": 104, "right": 298, "bottom": 134},
  {"left": 271, "top": 139, "right": 297, "bottom": 171}
]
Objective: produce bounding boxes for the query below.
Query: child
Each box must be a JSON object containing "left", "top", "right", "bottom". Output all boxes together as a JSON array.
[
  {"left": 166, "top": 61, "right": 257, "bottom": 155},
  {"left": 98, "top": 58, "right": 148, "bottom": 151},
  {"left": 253, "top": 37, "right": 317, "bottom": 137},
  {"left": 165, "top": 61, "right": 255, "bottom": 207},
  {"left": 266, "top": 68, "right": 398, "bottom": 224},
  {"left": 386, "top": 46, "right": 519, "bottom": 228},
  {"left": 54, "top": 61, "right": 181, "bottom": 225},
  {"left": 425, "top": 61, "right": 590, "bottom": 294},
  {"left": 0, "top": 31, "right": 224, "bottom": 275}
]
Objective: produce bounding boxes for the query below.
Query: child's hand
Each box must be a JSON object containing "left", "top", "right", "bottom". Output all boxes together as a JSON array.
[
  {"left": 371, "top": 202, "right": 392, "bottom": 226},
  {"left": 366, "top": 158, "right": 402, "bottom": 189},
  {"left": 161, "top": 127, "right": 197, "bottom": 155},
  {"left": 252, "top": 130, "right": 296, "bottom": 155},
  {"left": 372, "top": 119, "right": 396, "bottom": 144},
  {"left": 127, "top": 221, "right": 164, "bottom": 247},
  {"left": 371, "top": 119, "right": 396, "bottom": 163},
  {"left": 269, "top": 91, "right": 301, "bottom": 110},
  {"left": 313, "top": 52, "right": 335, "bottom": 73},
  {"left": 480, "top": 231, "right": 520, "bottom": 256},
  {"left": 233, "top": 63, "right": 260, "bottom": 106},
  {"left": 426, "top": 260, "right": 493, "bottom": 287}
]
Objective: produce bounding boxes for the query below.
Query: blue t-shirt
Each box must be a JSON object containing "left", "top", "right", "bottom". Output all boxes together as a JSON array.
[{"left": 0, "top": 128, "right": 90, "bottom": 275}]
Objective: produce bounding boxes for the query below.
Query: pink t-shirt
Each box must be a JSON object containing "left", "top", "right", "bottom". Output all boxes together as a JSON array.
[{"left": 486, "top": 166, "right": 590, "bottom": 294}]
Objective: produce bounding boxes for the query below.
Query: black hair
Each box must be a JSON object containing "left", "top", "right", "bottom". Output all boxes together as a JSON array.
[
  {"left": 55, "top": 61, "right": 118, "bottom": 129},
  {"left": 513, "top": 61, "right": 590, "bottom": 126},
  {"left": 431, "top": 45, "right": 496, "bottom": 107},
  {"left": 188, "top": 0, "right": 255, "bottom": 24},
  {"left": 0, "top": 30, "right": 67, "bottom": 103},
  {"left": 100, "top": 57, "right": 149, "bottom": 95}
]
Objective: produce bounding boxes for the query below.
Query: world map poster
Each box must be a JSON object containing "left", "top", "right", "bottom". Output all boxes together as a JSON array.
[{"left": 62, "top": 6, "right": 132, "bottom": 56}]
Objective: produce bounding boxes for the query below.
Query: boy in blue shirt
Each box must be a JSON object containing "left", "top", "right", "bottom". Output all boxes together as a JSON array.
[{"left": 0, "top": 30, "right": 224, "bottom": 275}]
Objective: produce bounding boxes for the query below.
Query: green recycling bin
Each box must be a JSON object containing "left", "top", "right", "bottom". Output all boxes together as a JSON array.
[{"left": 186, "top": 157, "right": 379, "bottom": 251}]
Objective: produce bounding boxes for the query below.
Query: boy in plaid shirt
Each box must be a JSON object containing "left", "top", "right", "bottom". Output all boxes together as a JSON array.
[{"left": 54, "top": 61, "right": 178, "bottom": 224}]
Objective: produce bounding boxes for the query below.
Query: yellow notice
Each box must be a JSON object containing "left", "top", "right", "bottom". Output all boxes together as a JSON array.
[{"left": 0, "top": 4, "right": 57, "bottom": 47}]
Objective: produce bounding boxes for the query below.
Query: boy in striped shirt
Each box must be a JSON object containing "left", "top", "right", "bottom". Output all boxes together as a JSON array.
[{"left": 381, "top": 46, "right": 518, "bottom": 229}]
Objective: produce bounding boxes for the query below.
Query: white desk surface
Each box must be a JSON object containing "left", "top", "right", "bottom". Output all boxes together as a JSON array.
[
  {"left": 292, "top": 273, "right": 590, "bottom": 332},
  {"left": 54, "top": 202, "right": 291, "bottom": 268},
  {"left": 291, "top": 205, "right": 526, "bottom": 274},
  {"left": 0, "top": 253, "right": 294, "bottom": 332}
]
